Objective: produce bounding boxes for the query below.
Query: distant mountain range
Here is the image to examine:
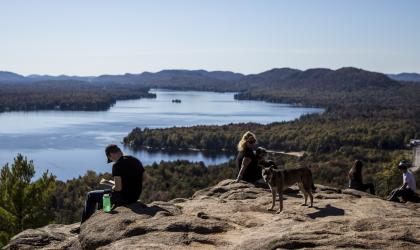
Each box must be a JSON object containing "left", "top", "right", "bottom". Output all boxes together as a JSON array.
[
  {"left": 231, "top": 67, "right": 400, "bottom": 91},
  {"left": 387, "top": 73, "right": 420, "bottom": 82},
  {"left": 0, "top": 69, "right": 243, "bottom": 85},
  {"left": 0, "top": 71, "right": 95, "bottom": 83},
  {"left": 92, "top": 70, "right": 244, "bottom": 90},
  {"left": 0, "top": 67, "right": 415, "bottom": 92},
  {"left": 0, "top": 71, "right": 27, "bottom": 82},
  {"left": 27, "top": 74, "right": 96, "bottom": 82}
]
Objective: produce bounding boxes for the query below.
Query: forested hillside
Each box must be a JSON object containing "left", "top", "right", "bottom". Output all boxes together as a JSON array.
[
  {"left": 0, "top": 81, "right": 155, "bottom": 112},
  {"left": 125, "top": 68, "right": 419, "bottom": 153}
]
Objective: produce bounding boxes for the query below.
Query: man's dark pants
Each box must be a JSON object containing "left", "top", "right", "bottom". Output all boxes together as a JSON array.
[
  {"left": 388, "top": 188, "right": 414, "bottom": 202},
  {"left": 81, "top": 190, "right": 126, "bottom": 223}
]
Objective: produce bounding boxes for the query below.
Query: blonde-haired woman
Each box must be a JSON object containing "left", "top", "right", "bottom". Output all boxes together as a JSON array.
[{"left": 235, "top": 131, "right": 262, "bottom": 182}]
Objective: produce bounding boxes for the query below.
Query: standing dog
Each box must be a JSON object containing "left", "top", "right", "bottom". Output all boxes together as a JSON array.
[{"left": 262, "top": 166, "right": 315, "bottom": 213}]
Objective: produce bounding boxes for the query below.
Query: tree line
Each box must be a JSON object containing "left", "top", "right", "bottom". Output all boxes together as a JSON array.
[{"left": 0, "top": 81, "right": 155, "bottom": 113}]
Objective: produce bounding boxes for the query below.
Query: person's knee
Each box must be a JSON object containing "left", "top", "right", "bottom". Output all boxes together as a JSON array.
[
  {"left": 86, "top": 191, "right": 94, "bottom": 199},
  {"left": 87, "top": 190, "right": 103, "bottom": 200},
  {"left": 87, "top": 190, "right": 98, "bottom": 197}
]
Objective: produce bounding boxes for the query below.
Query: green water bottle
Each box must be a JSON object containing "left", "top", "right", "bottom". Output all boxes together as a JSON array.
[{"left": 103, "top": 194, "right": 111, "bottom": 213}]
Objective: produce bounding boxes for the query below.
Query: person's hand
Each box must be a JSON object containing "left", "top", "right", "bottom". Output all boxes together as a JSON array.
[{"left": 100, "top": 178, "right": 107, "bottom": 185}]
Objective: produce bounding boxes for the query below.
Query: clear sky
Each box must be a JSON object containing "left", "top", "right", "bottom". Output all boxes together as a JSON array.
[{"left": 0, "top": 0, "right": 419, "bottom": 76}]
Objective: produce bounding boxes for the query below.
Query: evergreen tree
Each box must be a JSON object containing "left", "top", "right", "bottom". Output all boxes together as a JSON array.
[{"left": 0, "top": 154, "right": 56, "bottom": 247}]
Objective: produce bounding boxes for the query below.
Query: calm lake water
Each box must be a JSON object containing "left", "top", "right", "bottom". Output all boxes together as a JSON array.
[{"left": 0, "top": 89, "right": 323, "bottom": 180}]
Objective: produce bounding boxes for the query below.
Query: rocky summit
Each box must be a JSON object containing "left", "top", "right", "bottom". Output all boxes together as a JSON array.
[{"left": 4, "top": 179, "right": 420, "bottom": 250}]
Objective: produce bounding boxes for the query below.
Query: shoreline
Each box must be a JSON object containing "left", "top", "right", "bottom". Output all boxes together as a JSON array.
[{"left": 128, "top": 144, "right": 235, "bottom": 154}]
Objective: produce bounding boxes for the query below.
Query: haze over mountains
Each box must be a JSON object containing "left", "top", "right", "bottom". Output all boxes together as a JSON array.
[{"left": 387, "top": 72, "right": 420, "bottom": 82}]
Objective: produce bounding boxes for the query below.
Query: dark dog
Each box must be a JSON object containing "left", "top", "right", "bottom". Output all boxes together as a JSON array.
[{"left": 262, "top": 166, "right": 315, "bottom": 213}]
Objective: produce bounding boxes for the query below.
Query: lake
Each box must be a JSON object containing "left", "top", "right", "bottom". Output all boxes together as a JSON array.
[{"left": 0, "top": 89, "right": 323, "bottom": 180}]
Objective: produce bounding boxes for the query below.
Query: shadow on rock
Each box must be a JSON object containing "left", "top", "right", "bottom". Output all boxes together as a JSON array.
[
  {"left": 126, "top": 202, "right": 170, "bottom": 216},
  {"left": 110, "top": 202, "right": 171, "bottom": 217},
  {"left": 283, "top": 187, "right": 303, "bottom": 198},
  {"left": 307, "top": 204, "right": 345, "bottom": 219}
]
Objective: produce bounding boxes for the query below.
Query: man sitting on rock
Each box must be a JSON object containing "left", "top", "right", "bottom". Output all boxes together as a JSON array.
[
  {"left": 388, "top": 160, "right": 417, "bottom": 203},
  {"left": 81, "top": 144, "right": 144, "bottom": 223}
]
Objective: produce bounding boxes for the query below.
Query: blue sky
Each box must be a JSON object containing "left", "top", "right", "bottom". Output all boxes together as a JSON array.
[{"left": 0, "top": 0, "right": 419, "bottom": 75}]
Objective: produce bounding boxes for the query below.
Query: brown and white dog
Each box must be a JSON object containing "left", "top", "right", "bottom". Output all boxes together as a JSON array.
[{"left": 262, "top": 166, "right": 315, "bottom": 213}]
